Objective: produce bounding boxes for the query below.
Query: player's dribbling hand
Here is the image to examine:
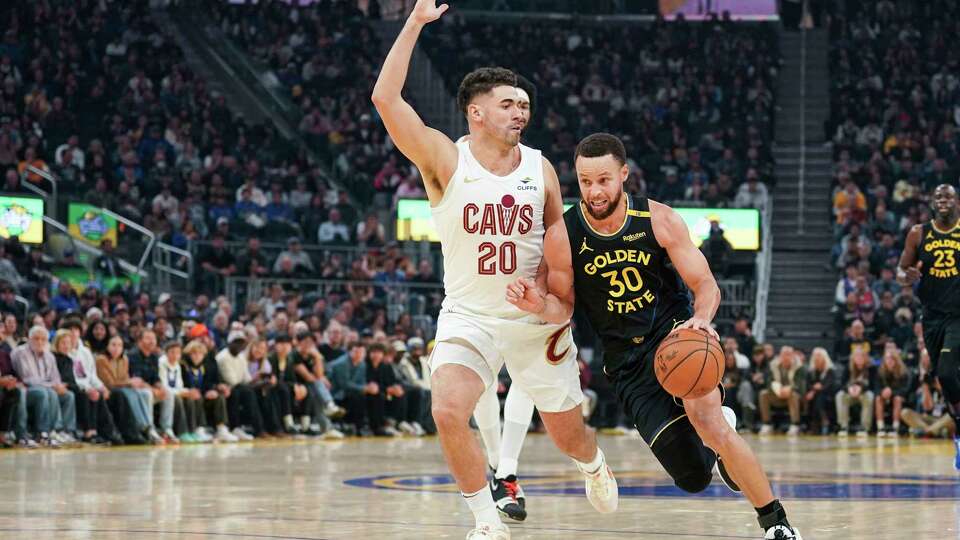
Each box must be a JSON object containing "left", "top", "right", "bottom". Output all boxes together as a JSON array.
[
  {"left": 673, "top": 317, "right": 720, "bottom": 342},
  {"left": 505, "top": 277, "right": 545, "bottom": 315},
  {"left": 410, "top": 0, "right": 449, "bottom": 25}
]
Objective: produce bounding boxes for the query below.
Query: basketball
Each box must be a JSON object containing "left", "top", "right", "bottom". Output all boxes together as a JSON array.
[{"left": 654, "top": 328, "right": 725, "bottom": 399}]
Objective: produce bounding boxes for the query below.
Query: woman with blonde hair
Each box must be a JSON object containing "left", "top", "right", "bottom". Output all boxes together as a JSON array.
[
  {"left": 836, "top": 349, "right": 876, "bottom": 437},
  {"left": 805, "top": 348, "right": 838, "bottom": 435},
  {"left": 874, "top": 348, "right": 911, "bottom": 437},
  {"left": 52, "top": 329, "right": 119, "bottom": 444}
]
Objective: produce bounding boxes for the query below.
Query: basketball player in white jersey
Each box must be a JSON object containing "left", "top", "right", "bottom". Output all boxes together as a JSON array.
[
  {"left": 470, "top": 75, "right": 538, "bottom": 522},
  {"left": 372, "top": 2, "right": 618, "bottom": 538}
]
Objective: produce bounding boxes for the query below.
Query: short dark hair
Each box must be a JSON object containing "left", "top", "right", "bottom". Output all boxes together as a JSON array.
[
  {"left": 457, "top": 67, "right": 518, "bottom": 116},
  {"left": 368, "top": 342, "right": 387, "bottom": 354},
  {"left": 515, "top": 73, "right": 537, "bottom": 119},
  {"left": 575, "top": 133, "right": 627, "bottom": 166}
]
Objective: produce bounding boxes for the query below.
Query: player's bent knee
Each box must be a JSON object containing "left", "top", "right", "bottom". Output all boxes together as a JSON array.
[{"left": 673, "top": 470, "right": 713, "bottom": 493}]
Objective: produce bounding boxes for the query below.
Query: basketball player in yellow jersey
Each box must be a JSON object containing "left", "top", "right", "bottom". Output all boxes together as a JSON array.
[
  {"left": 507, "top": 133, "right": 803, "bottom": 540},
  {"left": 372, "top": 2, "right": 617, "bottom": 539}
]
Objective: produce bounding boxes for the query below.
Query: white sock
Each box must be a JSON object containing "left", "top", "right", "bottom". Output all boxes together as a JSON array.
[
  {"left": 462, "top": 486, "right": 501, "bottom": 527},
  {"left": 575, "top": 447, "right": 605, "bottom": 475},
  {"left": 473, "top": 386, "right": 502, "bottom": 470}
]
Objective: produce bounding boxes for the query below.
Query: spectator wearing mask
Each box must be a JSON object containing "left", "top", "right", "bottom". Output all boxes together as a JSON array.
[
  {"left": 759, "top": 345, "right": 806, "bottom": 436},
  {"left": 804, "top": 348, "right": 838, "bottom": 435},
  {"left": 836, "top": 349, "right": 876, "bottom": 437},
  {"left": 215, "top": 330, "right": 263, "bottom": 440},
  {"left": 11, "top": 326, "right": 77, "bottom": 446},
  {"left": 182, "top": 339, "right": 237, "bottom": 443}
]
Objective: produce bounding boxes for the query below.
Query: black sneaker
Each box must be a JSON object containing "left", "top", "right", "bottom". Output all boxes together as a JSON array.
[
  {"left": 491, "top": 475, "right": 527, "bottom": 522},
  {"left": 715, "top": 455, "right": 741, "bottom": 493}
]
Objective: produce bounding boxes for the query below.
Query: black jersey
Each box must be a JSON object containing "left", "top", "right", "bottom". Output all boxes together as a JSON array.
[
  {"left": 917, "top": 219, "right": 960, "bottom": 319},
  {"left": 563, "top": 195, "right": 693, "bottom": 360}
]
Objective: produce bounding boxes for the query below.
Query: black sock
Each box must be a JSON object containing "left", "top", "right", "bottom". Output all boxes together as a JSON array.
[{"left": 756, "top": 499, "right": 791, "bottom": 530}]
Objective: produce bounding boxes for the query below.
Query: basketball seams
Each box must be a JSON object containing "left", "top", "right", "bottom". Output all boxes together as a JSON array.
[
  {"left": 656, "top": 328, "right": 723, "bottom": 399},
  {"left": 658, "top": 347, "right": 705, "bottom": 386}
]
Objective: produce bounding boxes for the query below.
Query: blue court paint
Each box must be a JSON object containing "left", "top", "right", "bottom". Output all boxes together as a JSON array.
[{"left": 344, "top": 470, "right": 960, "bottom": 500}]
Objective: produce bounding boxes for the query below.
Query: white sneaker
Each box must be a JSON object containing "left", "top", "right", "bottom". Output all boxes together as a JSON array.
[
  {"left": 837, "top": 430, "right": 848, "bottom": 437},
  {"left": 856, "top": 430, "right": 868, "bottom": 438},
  {"left": 398, "top": 421, "right": 416, "bottom": 436},
  {"left": 146, "top": 428, "right": 165, "bottom": 445},
  {"left": 232, "top": 427, "right": 254, "bottom": 441},
  {"left": 759, "top": 424, "right": 774, "bottom": 435},
  {"left": 576, "top": 448, "right": 618, "bottom": 514},
  {"left": 323, "top": 403, "right": 346, "bottom": 418},
  {"left": 466, "top": 523, "right": 510, "bottom": 539},
  {"left": 215, "top": 426, "right": 239, "bottom": 443},
  {"left": 321, "top": 428, "right": 345, "bottom": 440},
  {"left": 787, "top": 425, "right": 800, "bottom": 437},
  {"left": 195, "top": 428, "right": 213, "bottom": 443},
  {"left": 411, "top": 422, "right": 426, "bottom": 436},
  {"left": 764, "top": 524, "right": 803, "bottom": 539}
]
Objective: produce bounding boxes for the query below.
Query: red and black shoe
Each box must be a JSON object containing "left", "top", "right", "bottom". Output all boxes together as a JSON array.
[{"left": 490, "top": 475, "right": 527, "bottom": 522}]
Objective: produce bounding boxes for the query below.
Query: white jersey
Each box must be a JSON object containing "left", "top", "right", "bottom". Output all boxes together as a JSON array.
[{"left": 431, "top": 139, "right": 547, "bottom": 320}]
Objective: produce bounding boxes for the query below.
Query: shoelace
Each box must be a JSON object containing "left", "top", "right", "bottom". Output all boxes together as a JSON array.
[
  {"left": 501, "top": 479, "right": 519, "bottom": 500},
  {"left": 588, "top": 466, "right": 609, "bottom": 496}
]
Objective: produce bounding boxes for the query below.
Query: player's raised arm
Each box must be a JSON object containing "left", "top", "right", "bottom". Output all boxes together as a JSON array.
[
  {"left": 649, "top": 200, "right": 721, "bottom": 340},
  {"left": 371, "top": 0, "right": 457, "bottom": 201},
  {"left": 506, "top": 219, "right": 574, "bottom": 324},
  {"left": 897, "top": 224, "right": 923, "bottom": 286}
]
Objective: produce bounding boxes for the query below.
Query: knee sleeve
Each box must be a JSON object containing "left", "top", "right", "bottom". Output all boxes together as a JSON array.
[
  {"left": 651, "top": 419, "right": 716, "bottom": 494},
  {"left": 503, "top": 385, "right": 535, "bottom": 425}
]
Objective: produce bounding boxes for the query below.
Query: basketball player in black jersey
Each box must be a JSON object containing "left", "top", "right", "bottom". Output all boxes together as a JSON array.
[
  {"left": 897, "top": 183, "right": 960, "bottom": 469},
  {"left": 506, "top": 133, "right": 802, "bottom": 540}
]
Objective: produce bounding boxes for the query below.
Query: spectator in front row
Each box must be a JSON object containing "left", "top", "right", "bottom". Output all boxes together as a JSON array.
[
  {"left": 289, "top": 331, "right": 344, "bottom": 438},
  {"left": 52, "top": 330, "right": 118, "bottom": 444},
  {"left": 836, "top": 349, "right": 875, "bottom": 437},
  {"left": 874, "top": 349, "right": 911, "bottom": 437},
  {"left": 158, "top": 340, "right": 209, "bottom": 443},
  {"left": 94, "top": 336, "right": 155, "bottom": 444},
  {"left": 127, "top": 329, "right": 175, "bottom": 441},
  {"left": 243, "top": 337, "right": 289, "bottom": 436},
  {"left": 759, "top": 345, "right": 806, "bottom": 436},
  {"left": 12, "top": 326, "right": 77, "bottom": 445},
  {"left": 804, "top": 348, "right": 838, "bottom": 435},
  {"left": 267, "top": 334, "right": 308, "bottom": 434},
  {"left": 181, "top": 340, "right": 237, "bottom": 442},
  {"left": 215, "top": 330, "right": 262, "bottom": 440},
  {"left": 902, "top": 350, "right": 956, "bottom": 438}
]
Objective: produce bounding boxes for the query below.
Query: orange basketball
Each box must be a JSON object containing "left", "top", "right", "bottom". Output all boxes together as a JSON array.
[{"left": 654, "top": 328, "right": 725, "bottom": 399}]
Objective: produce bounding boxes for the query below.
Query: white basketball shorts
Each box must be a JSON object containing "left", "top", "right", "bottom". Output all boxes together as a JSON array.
[{"left": 429, "top": 309, "right": 583, "bottom": 413}]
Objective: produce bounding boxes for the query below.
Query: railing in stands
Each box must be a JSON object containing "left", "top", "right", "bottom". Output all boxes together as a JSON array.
[
  {"left": 152, "top": 241, "right": 194, "bottom": 296},
  {"left": 20, "top": 165, "right": 59, "bottom": 221},
  {"left": 42, "top": 216, "right": 144, "bottom": 278},
  {"left": 752, "top": 198, "right": 774, "bottom": 342},
  {"left": 224, "top": 277, "right": 444, "bottom": 337}
]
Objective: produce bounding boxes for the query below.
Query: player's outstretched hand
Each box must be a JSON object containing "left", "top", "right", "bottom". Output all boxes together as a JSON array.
[
  {"left": 672, "top": 317, "right": 720, "bottom": 342},
  {"left": 410, "top": 0, "right": 449, "bottom": 25},
  {"left": 506, "top": 276, "right": 545, "bottom": 315}
]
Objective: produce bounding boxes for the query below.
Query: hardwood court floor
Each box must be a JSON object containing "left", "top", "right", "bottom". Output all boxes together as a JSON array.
[{"left": 0, "top": 432, "right": 956, "bottom": 539}]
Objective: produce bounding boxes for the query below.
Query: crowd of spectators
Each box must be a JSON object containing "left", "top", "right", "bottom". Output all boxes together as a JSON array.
[
  {"left": 804, "top": 0, "right": 960, "bottom": 438},
  {"left": 421, "top": 13, "right": 779, "bottom": 209}
]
